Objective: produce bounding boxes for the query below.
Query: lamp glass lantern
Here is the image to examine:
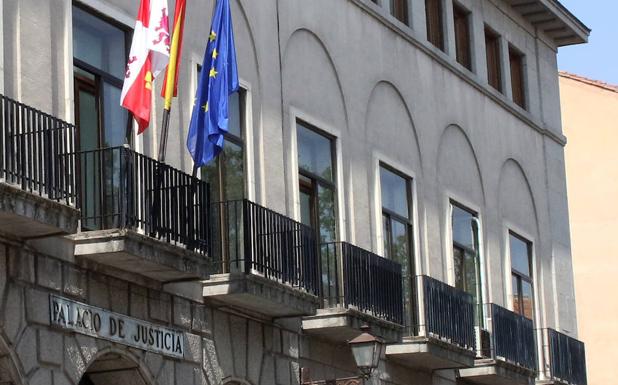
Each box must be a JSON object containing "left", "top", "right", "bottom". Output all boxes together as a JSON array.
[{"left": 348, "top": 325, "right": 384, "bottom": 378}]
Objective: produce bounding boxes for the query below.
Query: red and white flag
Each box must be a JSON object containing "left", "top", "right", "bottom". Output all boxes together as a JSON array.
[{"left": 121, "top": 0, "right": 170, "bottom": 133}]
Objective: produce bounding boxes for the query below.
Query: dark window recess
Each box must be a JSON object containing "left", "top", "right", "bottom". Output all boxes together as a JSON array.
[
  {"left": 485, "top": 27, "right": 502, "bottom": 92},
  {"left": 453, "top": 4, "right": 471, "bottom": 70},
  {"left": 425, "top": 0, "right": 444, "bottom": 51},
  {"left": 391, "top": 0, "right": 409, "bottom": 25},
  {"left": 509, "top": 47, "right": 526, "bottom": 109}
]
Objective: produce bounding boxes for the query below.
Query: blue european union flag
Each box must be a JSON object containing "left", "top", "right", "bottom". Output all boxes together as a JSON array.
[{"left": 187, "top": 0, "right": 239, "bottom": 167}]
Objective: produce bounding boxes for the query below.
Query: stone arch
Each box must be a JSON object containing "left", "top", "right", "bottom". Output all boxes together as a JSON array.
[
  {"left": 282, "top": 28, "right": 349, "bottom": 133},
  {"left": 497, "top": 158, "right": 539, "bottom": 238},
  {"left": 0, "top": 333, "right": 25, "bottom": 385},
  {"left": 78, "top": 347, "right": 155, "bottom": 385},
  {"left": 365, "top": 80, "right": 423, "bottom": 172},
  {"left": 436, "top": 124, "right": 485, "bottom": 204}
]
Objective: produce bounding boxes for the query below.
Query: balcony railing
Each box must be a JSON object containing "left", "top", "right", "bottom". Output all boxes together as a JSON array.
[
  {"left": 543, "top": 328, "right": 587, "bottom": 385},
  {"left": 416, "top": 275, "right": 476, "bottom": 350},
  {"left": 489, "top": 304, "right": 537, "bottom": 372},
  {"left": 0, "top": 94, "right": 76, "bottom": 203},
  {"left": 321, "top": 242, "right": 404, "bottom": 324},
  {"left": 210, "top": 200, "right": 320, "bottom": 295},
  {"left": 73, "top": 146, "right": 210, "bottom": 254}
]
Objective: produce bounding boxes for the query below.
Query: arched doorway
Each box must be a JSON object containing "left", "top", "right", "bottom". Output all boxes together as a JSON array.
[{"left": 78, "top": 352, "right": 152, "bottom": 385}]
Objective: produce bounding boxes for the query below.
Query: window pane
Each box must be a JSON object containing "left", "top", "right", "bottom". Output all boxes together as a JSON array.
[
  {"left": 426, "top": 0, "right": 444, "bottom": 50},
  {"left": 452, "top": 205, "right": 476, "bottom": 250},
  {"left": 77, "top": 88, "right": 99, "bottom": 152},
  {"left": 521, "top": 281, "right": 534, "bottom": 319},
  {"left": 391, "top": 219, "right": 409, "bottom": 277},
  {"left": 512, "top": 276, "right": 521, "bottom": 315},
  {"left": 102, "top": 82, "right": 127, "bottom": 148},
  {"left": 509, "top": 47, "right": 526, "bottom": 109},
  {"left": 485, "top": 27, "right": 502, "bottom": 92},
  {"left": 383, "top": 214, "right": 392, "bottom": 259},
  {"left": 453, "top": 4, "right": 471, "bottom": 70},
  {"left": 300, "top": 190, "right": 312, "bottom": 228},
  {"left": 380, "top": 167, "right": 409, "bottom": 219},
  {"left": 453, "top": 246, "right": 465, "bottom": 290},
  {"left": 222, "top": 141, "right": 244, "bottom": 201},
  {"left": 227, "top": 91, "right": 242, "bottom": 138},
  {"left": 73, "top": 6, "right": 126, "bottom": 79},
  {"left": 297, "top": 123, "right": 333, "bottom": 181},
  {"left": 510, "top": 234, "right": 531, "bottom": 277},
  {"left": 317, "top": 185, "right": 336, "bottom": 243},
  {"left": 201, "top": 161, "right": 221, "bottom": 202}
]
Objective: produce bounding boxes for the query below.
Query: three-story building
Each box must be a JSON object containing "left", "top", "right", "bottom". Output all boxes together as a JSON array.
[{"left": 0, "top": 0, "right": 589, "bottom": 385}]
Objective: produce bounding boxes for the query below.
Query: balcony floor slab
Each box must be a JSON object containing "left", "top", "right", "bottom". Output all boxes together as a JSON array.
[
  {"left": 385, "top": 336, "right": 476, "bottom": 371},
  {"left": 70, "top": 229, "right": 210, "bottom": 282},
  {"left": 302, "top": 307, "right": 402, "bottom": 343},
  {"left": 202, "top": 273, "right": 319, "bottom": 318},
  {"left": 0, "top": 182, "right": 79, "bottom": 239},
  {"left": 458, "top": 359, "right": 536, "bottom": 385}
]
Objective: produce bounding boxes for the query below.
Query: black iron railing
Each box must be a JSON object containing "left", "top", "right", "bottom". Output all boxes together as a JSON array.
[
  {"left": 210, "top": 200, "right": 320, "bottom": 295},
  {"left": 0, "top": 94, "right": 76, "bottom": 203},
  {"left": 544, "top": 328, "right": 587, "bottom": 385},
  {"left": 416, "top": 275, "right": 475, "bottom": 350},
  {"left": 490, "top": 304, "right": 537, "bottom": 372},
  {"left": 321, "top": 242, "right": 404, "bottom": 324},
  {"left": 74, "top": 147, "right": 210, "bottom": 254}
]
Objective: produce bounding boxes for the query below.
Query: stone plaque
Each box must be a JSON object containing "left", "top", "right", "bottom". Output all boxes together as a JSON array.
[{"left": 49, "top": 295, "right": 184, "bottom": 358}]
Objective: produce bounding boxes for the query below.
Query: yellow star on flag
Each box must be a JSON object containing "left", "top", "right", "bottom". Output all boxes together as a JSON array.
[
  {"left": 209, "top": 31, "right": 217, "bottom": 42},
  {"left": 202, "top": 102, "right": 209, "bottom": 112},
  {"left": 209, "top": 67, "right": 218, "bottom": 78},
  {"left": 212, "top": 48, "right": 218, "bottom": 60}
]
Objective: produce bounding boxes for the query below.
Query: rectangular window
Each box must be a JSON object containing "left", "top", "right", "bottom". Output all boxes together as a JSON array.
[
  {"left": 73, "top": 5, "right": 130, "bottom": 151},
  {"left": 510, "top": 232, "right": 534, "bottom": 319},
  {"left": 451, "top": 203, "right": 483, "bottom": 326},
  {"left": 485, "top": 26, "right": 502, "bottom": 92},
  {"left": 201, "top": 89, "right": 245, "bottom": 202},
  {"left": 453, "top": 3, "right": 471, "bottom": 70},
  {"left": 297, "top": 121, "right": 337, "bottom": 243},
  {"left": 380, "top": 165, "right": 414, "bottom": 330},
  {"left": 73, "top": 5, "right": 130, "bottom": 230},
  {"left": 391, "top": 0, "right": 409, "bottom": 25},
  {"left": 425, "top": 0, "right": 444, "bottom": 51},
  {"left": 509, "top": 46, "right": 526, "bottom": 109}
]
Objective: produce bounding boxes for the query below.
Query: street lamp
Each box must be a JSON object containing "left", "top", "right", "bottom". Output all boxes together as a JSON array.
[
  {"left": 348, "top": 325, "right": 385, "bottom": 379},
  {"left": 300, "top": 325, "right": 385, "bottom": 385}
]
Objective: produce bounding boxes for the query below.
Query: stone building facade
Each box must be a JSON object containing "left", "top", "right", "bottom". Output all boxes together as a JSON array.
[{"left": 0, "top": 1, "right": 589, "bottom": 385}]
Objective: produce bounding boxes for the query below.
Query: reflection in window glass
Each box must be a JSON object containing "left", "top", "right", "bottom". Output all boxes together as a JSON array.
[
  {"left": 102, "top": 83, "right": 128, "bottom": 148},
  {"left": 380, "top": 165, "right": 414, "bottom": 331},
  {"left": 451, "top": 203, "right": 482, "bottom": 326},
  {"left": 73, "top": 6, "right": 126, "bottom": 79},
  {"left": 510, "top": 233, "right": 534, "bottom": 319},
  {"left": 297, "top": 123, "right": 334, "bottom": 182}
]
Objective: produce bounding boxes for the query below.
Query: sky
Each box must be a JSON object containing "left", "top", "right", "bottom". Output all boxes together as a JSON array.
[{"left": 557, "top": 1, "right": 618, "bottom": 85}]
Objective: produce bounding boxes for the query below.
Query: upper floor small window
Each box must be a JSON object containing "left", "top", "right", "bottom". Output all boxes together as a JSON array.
[
  {"left": 391, "top": 0, "right": 409, "bottom": 25},
  {"left": 453, "top": 3, "right": 472, "bottom": 70},
  {"left": 425, "top": 0, "right": 444, "bottom": 51},
  {"left": 510, "top": 232, "right": 534, "bottom": 319},
  {"left": 485, "top": 26, "right": 502, "bottom": 92},
  {"left": 509, "top": 46, "right": 526, "bottom": 109}
]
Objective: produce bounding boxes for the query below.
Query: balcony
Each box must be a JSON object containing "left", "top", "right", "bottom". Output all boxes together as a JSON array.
[
  {"left": 0, "top": 94, "right": 79, "bottom": 239},
  {"left": 539, "top": 328, "right": 587, "bottom": 385},
  {"left": 202, "top": 200, "right": 321, "bottom": 317},
  {"left": 70, "top": 146, "right": 211, "bottom": 282},
  {"left": 302, "top": 242, "right": 404, "bottom": 343},
  {"left": 386, "top": 275, "right": 476, "bottom": 370},
  {"left": 459, "top": 304, "right": 537, "bottom": 385}
]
